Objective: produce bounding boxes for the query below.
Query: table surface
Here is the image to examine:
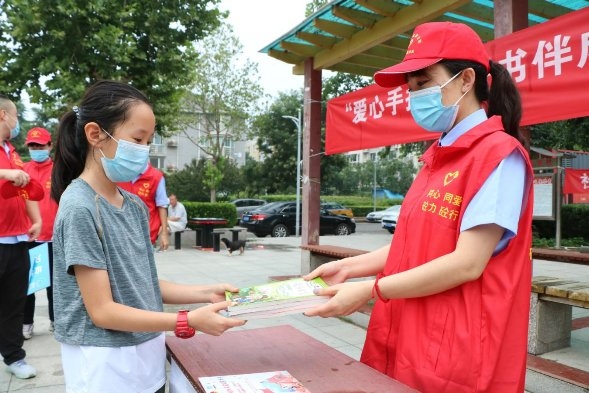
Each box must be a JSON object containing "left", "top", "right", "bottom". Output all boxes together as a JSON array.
[
  {"left": 166, "top": 325, "right": 418, "bottom": 393},
  {"left": 188, "top": 218, "right": 228, "bottom": 225}
]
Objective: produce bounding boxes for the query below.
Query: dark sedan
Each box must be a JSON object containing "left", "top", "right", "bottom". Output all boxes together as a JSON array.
[{"left": 240, "top": 201, "right": 356, "bottom": 237}]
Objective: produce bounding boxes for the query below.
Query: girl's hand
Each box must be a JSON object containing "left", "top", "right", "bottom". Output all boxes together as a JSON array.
[
  {"left": 207, "top": 283, "right": 240, "bottom": 303},
  {"left": 303, "top": 259, "right": 348, "bottom": 285},
  {"left": 188, "top": 301, "right": 246, "bottom": 336},
  {"left": 304, "top": 280, "right": 373, "bottom": 318}
]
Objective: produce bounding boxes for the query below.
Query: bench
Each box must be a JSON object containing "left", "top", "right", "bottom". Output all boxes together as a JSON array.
[
  {"left": 171, "top": 228, "right": 193, "bottom": 250},
  {"left": 532, "top": 247, "right": 589, "bottom": 266},
  {"left": 212, "top": 227, "right": 248, "bottom": 252},
  {"left": 528, "top": 276, "right": 589, "bottom": 355},
  {"left": 300, "top": 244, "right": 368, "bottom": 274}
]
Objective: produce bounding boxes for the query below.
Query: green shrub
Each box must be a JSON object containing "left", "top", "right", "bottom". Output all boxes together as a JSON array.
[
  {"left": 183, "top": 202, "right": 237, "bottom": 227},
  {"left": 533, "top": 204, "right": 589, "bottom": 244}
]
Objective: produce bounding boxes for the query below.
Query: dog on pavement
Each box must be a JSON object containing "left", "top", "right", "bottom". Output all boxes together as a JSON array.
[{"left": 220, "top": 237, "right": 246, "bottom": 255}]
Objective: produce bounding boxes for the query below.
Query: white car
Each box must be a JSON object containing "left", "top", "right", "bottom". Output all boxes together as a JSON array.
[
  {"left": 365, "top": 205, "right": 401, "bottom": 222},
  {"left": 381, "top": 205, "right": 401, "bottom": 233}
]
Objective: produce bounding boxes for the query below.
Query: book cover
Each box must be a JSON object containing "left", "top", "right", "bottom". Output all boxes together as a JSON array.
[
  {"left": 224, "top": 277, "right": 328, "bottom": 319},
  {"left": 199, "top": 370, "right": 312, "bottom": 393}
]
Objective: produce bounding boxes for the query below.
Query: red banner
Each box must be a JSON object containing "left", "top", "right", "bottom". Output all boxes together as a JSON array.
[
  {"left": 563, "top": 169, "right": 589, "bottom": 194},
  {"left": 326, "top": 7, "right": 589, "bottom": 155}
]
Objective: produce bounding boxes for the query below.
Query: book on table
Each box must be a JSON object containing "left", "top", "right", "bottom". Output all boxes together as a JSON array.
[
  {"left": 224, "top": 277, "right": 329, "bottom": 319},
  {"left": 199, "top": 370, "right": 312, "bottom": 393}
]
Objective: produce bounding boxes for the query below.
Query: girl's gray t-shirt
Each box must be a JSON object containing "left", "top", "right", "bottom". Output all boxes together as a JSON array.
[{"left": 53, "top": 178, "right": 163, "bottom": 347}]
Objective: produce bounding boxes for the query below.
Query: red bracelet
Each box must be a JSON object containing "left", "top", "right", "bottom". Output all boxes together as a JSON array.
[{"left": 372, "top": 273, "right": 389, "bottom": 303}]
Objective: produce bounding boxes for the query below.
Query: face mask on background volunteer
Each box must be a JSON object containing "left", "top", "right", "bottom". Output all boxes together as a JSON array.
[
  {"left": 99, "top": 129, "right": 150, "bottom": 182},
  {"left": 29, "top": 149, "right": 50, "bottom": 162},
  {"left": 409, "top": 71, "right": 470, "bottom": 133}
]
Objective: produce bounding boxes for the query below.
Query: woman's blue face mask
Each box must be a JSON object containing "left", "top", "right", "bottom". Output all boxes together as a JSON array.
[
  {"left": 409, "top": 71, "right": 469, "bottom": 133},
  {"left": 99, "top": 129, "right": 150, "bottom": 182}
]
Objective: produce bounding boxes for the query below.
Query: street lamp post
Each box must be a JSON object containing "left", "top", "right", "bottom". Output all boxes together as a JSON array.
[{"left": 282, "top": 109, "right": 302, "bottom": 237}]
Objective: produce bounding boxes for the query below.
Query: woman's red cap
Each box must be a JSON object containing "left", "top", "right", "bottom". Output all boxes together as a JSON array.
[{"left": 374, "top": 22, "right": 491, "bottom": 88}]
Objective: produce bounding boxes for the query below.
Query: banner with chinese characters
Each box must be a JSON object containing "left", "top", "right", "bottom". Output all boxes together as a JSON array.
[
  {"left": 325, "top": 7, "right": 589, "bottom": 155},
  {"left": 563, "top": 168, "right": 589, "bottom": 194}
]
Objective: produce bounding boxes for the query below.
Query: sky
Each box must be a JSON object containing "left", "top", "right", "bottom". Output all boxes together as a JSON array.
[{"left": 219, "top": 0, "right": 311, "bottom": 98}]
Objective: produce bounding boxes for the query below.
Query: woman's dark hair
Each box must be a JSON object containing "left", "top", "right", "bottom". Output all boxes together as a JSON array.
[
  {"left": 51, "top": 80, "right": 151, "bottom": 203},
  {"left": 440, "top": 59, "right": 523, "bottom": 144}
]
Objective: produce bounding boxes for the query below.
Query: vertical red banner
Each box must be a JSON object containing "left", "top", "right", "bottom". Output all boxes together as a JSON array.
[{"left": 563, "top": 169, "right": 589, "bottom": 194}]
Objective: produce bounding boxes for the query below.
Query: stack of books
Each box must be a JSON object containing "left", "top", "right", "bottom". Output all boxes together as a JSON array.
[{"left": 224, "top": 277, "right": 329, "bottom": 319}]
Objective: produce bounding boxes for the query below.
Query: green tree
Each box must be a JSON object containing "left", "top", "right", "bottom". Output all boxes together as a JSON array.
[
  {"left": 165, "top": 159, "right": 209, "bottom": 202},
  {"left": 180, "top": 24, "right": 263, "bottom": 201},
  {"left": 0, "top": 0, "right": 224, "bottom": 131},
  {"left": 305, "top": 0, "right": 329, "bottom": 16},
  {"left": 530, "top": 117, "right": 589, "bottom": 151},
  {"left": 253, "top": 91, "right": 302, "bottom": 194}
]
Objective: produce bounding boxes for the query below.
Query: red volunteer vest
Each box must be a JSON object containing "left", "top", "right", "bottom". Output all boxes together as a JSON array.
[
  {"left": 117, "top": 165, "right": 163, "bottom": 243},
  {"left": 24, "top": 158, "right": 58, "bottom": 241},
  {"left": 0, "top": 142, "right": 31, "bottom": 236},
  {"left": 361, "top": 116, "right": 534, "bottom": 393}
]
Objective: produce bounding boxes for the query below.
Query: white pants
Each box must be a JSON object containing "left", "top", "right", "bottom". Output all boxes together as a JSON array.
[{"left": 168, "top": 221, "right": 186, "bottom": 233}]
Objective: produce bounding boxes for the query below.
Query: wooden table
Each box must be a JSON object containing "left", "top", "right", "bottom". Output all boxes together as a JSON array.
[
  {"left": 187, "top": 218, "right": 228, "bottom": 249},
  {"left": 166, "top": 325, "right": 418, "bottom": 393}
]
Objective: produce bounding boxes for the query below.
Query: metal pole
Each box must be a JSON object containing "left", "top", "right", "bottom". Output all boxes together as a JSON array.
[
  {"left": 282, "top": 111, "right": 302, "bottom": 237},
  {"left": 373, "top": 157, "right": 377, "bottom": 212},
  {"left": 295, "top": 109, "right": 302, "bottom": 237},
  {"left": 555, "top": 162, "right": 562, "bottom": 248}
]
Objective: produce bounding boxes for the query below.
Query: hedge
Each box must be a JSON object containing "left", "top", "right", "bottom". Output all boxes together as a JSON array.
[
  {"left": 183, "top": 202, "right": 238, "bottom": 228},
  {"left": 533, "top": 204, "right": 589, "bottom": 242}
]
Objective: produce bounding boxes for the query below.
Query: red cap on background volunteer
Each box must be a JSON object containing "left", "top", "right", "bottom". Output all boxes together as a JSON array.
[
  {"left": 374, "top": 22, "right": 491, "bottom": 88},
  {"left": 25, "top": 127, "right": 52, "bottom": 145}
]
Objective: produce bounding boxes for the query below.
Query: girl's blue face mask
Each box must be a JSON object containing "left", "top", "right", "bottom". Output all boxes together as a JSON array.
[
  {"left": 29, "top": 149, "right": 50, "bottom": 162},
  {"left": 99, "top": 129, "right": 150, "bottom": 183},
  {"left": 409, "top": 71, "right": 469, "bottom": 133}
]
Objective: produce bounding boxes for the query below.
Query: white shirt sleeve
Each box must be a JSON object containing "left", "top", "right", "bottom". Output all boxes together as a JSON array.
[{"left": 460, "top": 149, "right": 527, "bottom": 252}]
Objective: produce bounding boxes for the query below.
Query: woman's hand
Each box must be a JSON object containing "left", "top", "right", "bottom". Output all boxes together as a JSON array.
[
  {"left": 303, "top": 259, "right": 348, "bottom": 285},
  {"left": 304, "top": 280, "right": 373, "bottom": 318},
  {"left": 188, "top": 301, "right": 246, "bottom": 336}
]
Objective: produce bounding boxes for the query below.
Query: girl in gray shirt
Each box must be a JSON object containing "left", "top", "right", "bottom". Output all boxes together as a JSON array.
[{"left": 51, "top": 80, "right": 245, "bottom": 393}]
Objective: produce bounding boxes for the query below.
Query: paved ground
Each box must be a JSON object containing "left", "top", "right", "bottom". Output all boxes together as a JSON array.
[{"left": 2, "top": 229, "right": 588, "bottom": 392}]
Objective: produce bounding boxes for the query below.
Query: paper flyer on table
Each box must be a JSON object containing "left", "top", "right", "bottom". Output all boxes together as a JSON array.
[{"left": 199, "top": 370, "right": 312, "bottom": 393}]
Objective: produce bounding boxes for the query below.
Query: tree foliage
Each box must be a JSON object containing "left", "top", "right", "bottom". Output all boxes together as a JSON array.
[
  {"left": 179, "top": 24, "right": 263, "bottom": 201},
  {"left": 530, "top": 117, "right": 589, "bottom": 151},
  {"left": 0, "top": 0, "right": 224, "bottom": 130},
  {"left": 252, "top": 91, "right": 302, "bottom": 194},
  {"left": 165, "top": 157, "right": 244, "bottom": 202}
]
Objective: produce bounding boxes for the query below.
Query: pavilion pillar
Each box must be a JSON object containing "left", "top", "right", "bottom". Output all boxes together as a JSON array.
[
  {"left": 494, "top": 0, "right": 530, "bottom": 150},
  {"left": 301, "top": 58, "right": 322, "bottom": 251},
  {"left": 493, "top": 0, "right": 528, "bottom": 39}
]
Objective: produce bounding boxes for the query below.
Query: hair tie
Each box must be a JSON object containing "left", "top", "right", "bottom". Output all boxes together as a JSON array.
[{"left": 72, "top": 105, "right": 80, "bottom": 119}]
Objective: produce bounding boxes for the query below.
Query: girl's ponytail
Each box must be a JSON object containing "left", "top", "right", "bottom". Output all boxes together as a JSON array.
[{"left": 51, "top": 110, "right": 88, "bottom": 203}]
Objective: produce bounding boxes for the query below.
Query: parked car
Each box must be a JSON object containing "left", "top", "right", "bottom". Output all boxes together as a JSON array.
[
  {"left": 366, "top": 205, "right": 401, "bottom": 222},
  {"left": 240, "top": 201, "right": 356, "bottom": 237},
  {"left": 381, "top": 205, "right": 402, "bottom": 234},
  {"left": 231, "top": 198, "right": 267, "bottom": 223},
  {"left": 321, "top": 202, "right": 354, "bottom": 218}
]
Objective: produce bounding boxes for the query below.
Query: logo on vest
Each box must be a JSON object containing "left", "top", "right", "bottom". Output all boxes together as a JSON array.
[{"left": 444, "top": 171, "right": 459, "bottom": 186}]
